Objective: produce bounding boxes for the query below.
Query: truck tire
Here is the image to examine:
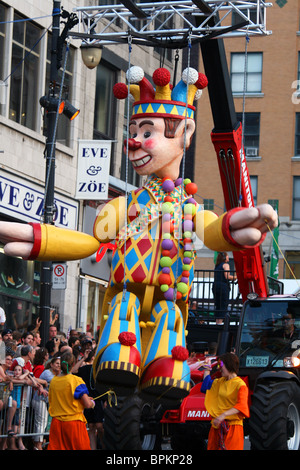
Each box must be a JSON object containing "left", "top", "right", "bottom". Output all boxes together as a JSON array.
[
  {"left": 103, "top": 394, "right": 161, "bottom": 450},
  {"left": 249, "top": 380, "right": 300, "bottom": 450}
]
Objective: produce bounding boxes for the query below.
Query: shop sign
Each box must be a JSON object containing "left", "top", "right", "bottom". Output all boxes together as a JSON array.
[
  {"left": 75, "top": 140, "right": 111, "bottom": 200},
  {"left": 52, "top": 263, "right": 67, "bottom": 290},
  {"left": 0, "top": 171, "right": 78, "bottom": 230}
]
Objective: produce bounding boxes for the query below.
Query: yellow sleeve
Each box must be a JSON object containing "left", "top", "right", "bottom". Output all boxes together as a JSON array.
[
  {"left": 28, "top": 223, "right": 100, "bottom": 261},
  {"left": 195, "top": 209, "right": 239, "bottom": 252},
  {"left": 93, "top": 196, "right": 126, "bottom": 243}
]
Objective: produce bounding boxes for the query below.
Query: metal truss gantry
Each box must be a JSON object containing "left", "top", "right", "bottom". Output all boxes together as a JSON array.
[{"left": 71, "top": 1, "right": 272, "bottom": 50}]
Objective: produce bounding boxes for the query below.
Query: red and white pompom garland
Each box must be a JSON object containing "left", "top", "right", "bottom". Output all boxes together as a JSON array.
[{"left": 158, "top": 177, "right": 197, "bottom": 301}]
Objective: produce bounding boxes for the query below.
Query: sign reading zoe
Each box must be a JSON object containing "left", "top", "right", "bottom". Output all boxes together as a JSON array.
[{"left": 76, "top": 140, "right": 112, "bottom": 200}]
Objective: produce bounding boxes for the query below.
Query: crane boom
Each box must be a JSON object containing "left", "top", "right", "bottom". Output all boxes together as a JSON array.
[{"left": 200, "top": 37, "right": 269, "bottom": 301}]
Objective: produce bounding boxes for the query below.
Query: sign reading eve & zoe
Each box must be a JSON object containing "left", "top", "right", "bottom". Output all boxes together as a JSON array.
[
  {"left": 75, "top": 140, "right": 112, "bottom": 200},
  {"left": 0, "top": 171, "right": 78, "bottom": 229}
]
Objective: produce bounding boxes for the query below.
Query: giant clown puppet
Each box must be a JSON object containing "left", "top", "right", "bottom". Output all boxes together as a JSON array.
[{"left": 0, "top": 66, "right": 277, "bottom": 404}]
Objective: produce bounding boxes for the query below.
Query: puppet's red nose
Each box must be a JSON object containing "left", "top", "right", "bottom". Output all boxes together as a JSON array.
[{"left": 124, "top": 138, "right": 142, "bottom": 151}]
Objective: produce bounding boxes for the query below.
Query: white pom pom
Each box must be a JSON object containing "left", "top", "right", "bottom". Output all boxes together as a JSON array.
[
  {"left": 126, "top": 66, "right": 144, "bottom": 84},
  {"left": 194, "top": 89, "right": 203, "bottom": 100},
  {"left": 182, "top": 67, "right": 198, "bottom": 85}
]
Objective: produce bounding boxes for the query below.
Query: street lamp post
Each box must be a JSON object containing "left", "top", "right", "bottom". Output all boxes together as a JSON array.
[
  {"left": 39, "top": 0, "right": 61, "bottom": 346},
  {"left": 38, "top": 2, "right": 100, "bottom": 346}
]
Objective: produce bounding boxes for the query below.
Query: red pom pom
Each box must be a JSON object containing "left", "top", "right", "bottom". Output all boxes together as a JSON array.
[
  {"left": 158, "top": 272, "right": 172, "bottom": 286},
  {"left": 196, "top": 73, "right": 208, "bottom": 90},
  {"left": 162, "top": 221, "right": 174, "bottom": 234},
  {"left": 113, "top": 83, "right": 128, "bottom": 99},
  {"left": 153, "top": 68, "right": 171, "bottom": 87},
  {"left": 185, "top": 182, "right": 198, "bottom": 195},
  {"left": 182, "top": 270, "right": 190, "bottom": 278},
  {"left": 162, "top": 250, "right": 171, "bottom": 257},
  {"left": 118, "top": 331, "right": 136, "bottom": 346},
  {"left": 171, "top": 345, "right": 189, "bottom": 361}
]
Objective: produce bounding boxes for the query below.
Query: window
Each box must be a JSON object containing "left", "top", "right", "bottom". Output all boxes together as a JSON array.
[
  {"left": 231, "top": 10, "right": 262, "bottom": 26},
  {"left": 203, "top": 199, "right": 214, "bottom": 210},
  {"left": 0, "top": 4, "right": 4, "bottom": 77},
  {"left": 285, "top": 252, "right": 300, "bottom": 279},
  {"left": 250, "top": 175, "right": 257, "bottom": 206},
  {"left": 0, "top": 3, "right": 6, "bottom": 116},
  {"left": 9, "top": 12, "right": 42, "bottom": 130},
  {"left": 297, "top": 52, "right": 300, "bottom": 89},
  {"left": 237, "top": 112, "right": 260, "bottom": 157},
  {"left": 293, "top": 176, "right": 300, "bottom": 220},
  {"left": 231, "top": 52, "right": 263, "bottom": 94},
  {"left": 43, "top": 34, "right": 75, "bottom": 147},
  {"left": 295, "top": 113, "right": 300, "bottom": 156},
  {"left": 94, "top": 62, "right": 117, "bottom": 178},
  {"left": 268, "top": 199, "right": 279, "bottom": 211},
  {"left": 94, "top": 62, "right": 116, "bottom": 140},
  {"left": 232, "top": 9, "right": 264, "bottom": 27}
]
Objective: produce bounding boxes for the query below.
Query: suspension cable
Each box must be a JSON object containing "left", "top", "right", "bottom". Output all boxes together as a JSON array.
[
  {"left": 173, "top": 30, "right": 192, "bottom": 304},
  {"left": 239, "top": 32, "right": 250, "bottom": 206},
  {"left": 122, "top": 33, "right": 132, "bottom": 301}
]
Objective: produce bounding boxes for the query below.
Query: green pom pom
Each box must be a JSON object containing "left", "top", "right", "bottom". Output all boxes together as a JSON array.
[
  {"left": 162, "top": 233, "right": 171, "bottom": 239},
  {"left": 160, "top": 284, "right": 169, "bottom": 293},
  {"left": 161, "top": 202, "right": 174, "bottom": 214},
  {"left": 160, "top": 257, "right": 172, "bottom": 268},
  {"left": 182, "top": 264, "right": 191, "bottom": 271},
  {"left": 183, "top": 231, "right": 192, "bottom": 239},
  {"left": 183, "top": 178, "right": 191, "bottom": 185},
  {"left": 184, "top": 251, "right": 192, "bottom": 258},
  {"left": 177, "top": 282, "right": 188, "bottom": 294},
  {"left": 184, "top": 203, "right": 195, "bottom": 215}
]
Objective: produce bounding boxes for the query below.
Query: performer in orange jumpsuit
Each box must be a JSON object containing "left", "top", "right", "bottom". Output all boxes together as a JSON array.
[{"left": 201, "top": 353, "right": 249, "bottom": 450}]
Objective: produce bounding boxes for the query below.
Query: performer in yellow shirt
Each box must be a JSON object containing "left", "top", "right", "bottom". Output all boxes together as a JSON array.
[
  {"left": 201, "top": 353, "right": 249, "bottom": 450},
  {"left": 48, "top": 352, "right": 95, "bottom": 450}
]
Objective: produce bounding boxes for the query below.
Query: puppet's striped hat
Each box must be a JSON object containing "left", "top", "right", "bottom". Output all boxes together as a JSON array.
[{"left": 113, "top": 66, "right": 208, "bottom": 121}]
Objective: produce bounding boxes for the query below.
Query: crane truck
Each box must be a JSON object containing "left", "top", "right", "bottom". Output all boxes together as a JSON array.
[{"left": 161, "top": 13, "right": 300, "bottom": 452}]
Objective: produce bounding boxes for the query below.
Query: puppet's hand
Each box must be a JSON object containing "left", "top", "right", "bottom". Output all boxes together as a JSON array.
[
  {"left": 229, "top": 204, "right": 278, "bottom": 247},
  {"left": 0, "top": 222, "right": 34, "bottom": 258}
]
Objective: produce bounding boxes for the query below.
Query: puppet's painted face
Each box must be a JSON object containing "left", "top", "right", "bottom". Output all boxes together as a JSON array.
[{"left": 125, "top": 117, "right": 194, "bottom": 181}]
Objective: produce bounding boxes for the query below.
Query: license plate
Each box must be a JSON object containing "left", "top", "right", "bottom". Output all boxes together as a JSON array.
[{"left": 246, "top": 355, "right": 269, "bottom": 367}]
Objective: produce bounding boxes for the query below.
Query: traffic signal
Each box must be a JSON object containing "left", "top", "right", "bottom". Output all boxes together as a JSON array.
[{"left": 40, "top": 95, "right": 79, "bottom": 120}]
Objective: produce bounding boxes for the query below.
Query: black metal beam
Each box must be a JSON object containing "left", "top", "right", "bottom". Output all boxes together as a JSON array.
[
  {"left": 192, "top": 0, "right": 213, "bottom": 15},
  {"left": 200, "top": 38, "right": 238, "bottom": 132},
  {"left": 120, "top": 1, "right": 148, "bottom": 19}
]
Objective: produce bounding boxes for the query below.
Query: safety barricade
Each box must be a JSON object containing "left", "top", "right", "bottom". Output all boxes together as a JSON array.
[{"left": 0, "top": 382, "right": 50, "bottom": 440}]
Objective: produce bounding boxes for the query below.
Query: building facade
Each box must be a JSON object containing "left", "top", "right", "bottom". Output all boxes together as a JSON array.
[{"left": 0, "top": 0, "right": 182, "bottom": 336}]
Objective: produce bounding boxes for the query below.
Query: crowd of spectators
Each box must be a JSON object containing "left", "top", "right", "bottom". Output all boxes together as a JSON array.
[{"left": 0, "top": 318, "right": 103, "bottom": 450}]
